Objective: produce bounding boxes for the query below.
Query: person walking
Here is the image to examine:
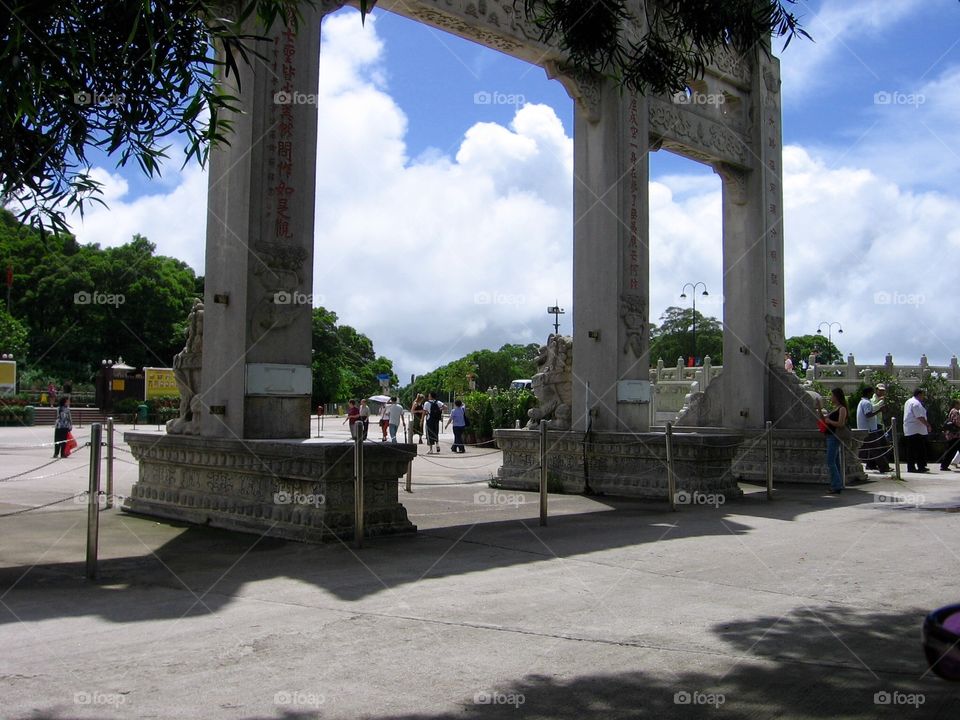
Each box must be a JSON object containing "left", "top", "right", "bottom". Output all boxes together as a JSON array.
[
  {"left": 378, "top": 402, "right": 390, "bottom": 441},
  {"left": 358, "top": 398, "right": 371, "bottom": 440},
  {"left": 343, "top": 399, "right": 360, "bottom": 439},
  {"left": 409, "top": 393, "right": 425, "bottom": 444},
  {"left": 903, "top": 388, "right": 932, "bottom": 473},
  {"left": 386, "top": 396, "right": 406, "bottom": 443},
  {"left": 820, "top": 387, "right": 848, "bottom": 493},
  {"left": 424, "top": 392, "right": 444, "bottom": 453},
  {"left": 939, "top": 399, "right": 960, "bottom": 471},
  {"left": 53, "top": 396, "right": 72, "bottom": 458},
  {"left": 444, "top": 399, "right": 467, "bottom": 453}
]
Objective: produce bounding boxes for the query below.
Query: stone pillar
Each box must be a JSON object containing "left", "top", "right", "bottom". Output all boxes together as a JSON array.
[
  {"left": 569, "top": 77, "right": 650, "bottom": 432},
  {"left": 200, "top": 6, "right": 329, "bottom": 439},
  {"left": 712, "top": 46, "right": 784, "bottom": 430}
]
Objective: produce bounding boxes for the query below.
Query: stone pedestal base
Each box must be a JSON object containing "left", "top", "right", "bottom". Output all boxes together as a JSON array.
[
  {"left": 731, "top": 429, "right": 868, "bottom": 485},
  {"left": 494, "top": 430, "right": 744, "bottom": 499},
  {"left": 122, "top": 433, "right": 416, "bottom": 543}
]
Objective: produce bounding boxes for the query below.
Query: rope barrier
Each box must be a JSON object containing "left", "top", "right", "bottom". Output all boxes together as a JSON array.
[{"left": 0, "top": 491, "right": 88, "bottom": 517}]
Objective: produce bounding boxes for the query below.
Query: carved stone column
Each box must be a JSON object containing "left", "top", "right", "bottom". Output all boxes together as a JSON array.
[
  {"left": 711, "top": 46, "right": 785, "bottom": 430},
  {"left": 568, "top": 74, "right": 651, "bottom": 432},
  {"left": 200, "top": 6, "right": 333, "bottom": 439}
]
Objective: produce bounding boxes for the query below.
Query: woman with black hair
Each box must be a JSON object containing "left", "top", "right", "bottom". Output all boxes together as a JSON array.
[{"left": 53, "top": 397, "right": 72, "bottom": 458}]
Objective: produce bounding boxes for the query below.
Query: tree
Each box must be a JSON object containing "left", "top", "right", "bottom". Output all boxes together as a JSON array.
[
  {"left": 522, "top": 0, "right": 808, "bottom": 94},
  {"left": 0, "top": 210, "right": 197, "bottom": 377},
  {"left": 2, "top": 1, "right": 809, "bottom": 231},
  {"left": 310, "top": 306, "right": 395, "bottom": 405},
  {"left": 785, "top": 334, "right": 842, "bottom": 370},
  {"left": 649, "top": 306, "right": 722, "bottom": 365},
  {"left": 0, "top": 307, "right": 28, "bottom": 359}
]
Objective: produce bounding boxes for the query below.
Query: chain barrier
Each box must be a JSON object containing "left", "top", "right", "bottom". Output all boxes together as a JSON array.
[
  {"left": 0, "top": 491, "right": 89, "bottom": 517},
  {"left": 0, "top": 449, "right": 94, "bottom": 483}
]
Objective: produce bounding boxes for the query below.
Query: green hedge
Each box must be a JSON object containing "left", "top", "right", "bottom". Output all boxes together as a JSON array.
[{"left": 460, "top": 389, "right": 536, "bottom": 442}]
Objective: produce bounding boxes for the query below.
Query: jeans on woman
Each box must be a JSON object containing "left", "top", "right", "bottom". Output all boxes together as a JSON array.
[{"left": 826, "top": 433, "right": 843, "bottom": 491}]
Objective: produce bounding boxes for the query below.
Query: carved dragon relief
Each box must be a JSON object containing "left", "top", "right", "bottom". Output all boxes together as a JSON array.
[
  {"left": 250, "top": 241, "right": 309, "bottom": 343},
  {"left": 648, "top": 98, "right": 749, "bottom": 168}
]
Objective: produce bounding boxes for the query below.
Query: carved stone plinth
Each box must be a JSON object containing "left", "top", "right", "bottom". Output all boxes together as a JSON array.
[
  {"left": 731, "top": 429, "right": 868, "bottom": 485},
  {"left": 494, "top": 430, "right": 744, "bottom": 499},
  {"left": 122, "top": 433, "right": 416, "bottom": 543}
]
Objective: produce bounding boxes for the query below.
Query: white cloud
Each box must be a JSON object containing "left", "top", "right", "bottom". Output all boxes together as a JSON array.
[{"left": 780, "top": 0, "right": 926, "bottom": 96}]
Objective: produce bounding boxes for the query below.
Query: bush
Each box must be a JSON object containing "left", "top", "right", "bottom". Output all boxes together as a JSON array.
[{"left": 461, "top": 389, "right": 538, "bottom": 441}]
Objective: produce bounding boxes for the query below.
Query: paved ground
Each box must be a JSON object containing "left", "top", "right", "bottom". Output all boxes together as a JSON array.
[{"left": 1, "top": 421, "right": 959, "bottom": 718}]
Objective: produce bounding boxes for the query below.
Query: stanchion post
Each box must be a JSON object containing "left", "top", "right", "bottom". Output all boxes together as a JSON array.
[
  {"left": 666, "top": 422, "right": 676, "bottom": 511},
  {"left": 405, "top": 460, "right": 412, "bottom": 493},
  {"left": 354, "top": 426, "right": 364, "bottom": 548},
  {"left": 105, "top": 417, "right": 114, "bottom": 509},
  {"left": 765, "top": 420, "right": 774, "bottom": 500},
  {"left": 891, "top": 417, "right": 901, "bottom": 481},
  {"left": 841, "top": 426, "right": 847, "bottom": 489},
  {"left": 539, "top": 419, "right": 548, "bottom": 526},
  {"left": 86, "top": 423, "right": 103, "bottom": 580}
]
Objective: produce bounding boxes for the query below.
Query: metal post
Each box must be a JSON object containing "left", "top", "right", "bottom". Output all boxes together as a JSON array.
[
  {"left": 405, "top": 460, "right": 412, "bottom": 493},
  {"left": 765, "top": 420, "right": 774, "bottom": 500},
  {"left": 891, "top": 416, "right": 901, "bottom": 481},
  {"left": 539, "top": 419, "right": 548, "bottom": 526},
  {"left": 86, "top": 423, "right": 103, "bottom": 580},
  {"left": 105, "top": 417, "right": 114, "bottom": 509},
  {"left": 354, "top": 426, "right": 364, "bottom": 548},
  {"left": 841, "top": 432, "right": 847, "bottom": 489},
  {"left": 666, "top": 422, "right": 677, "bottom": 511}
]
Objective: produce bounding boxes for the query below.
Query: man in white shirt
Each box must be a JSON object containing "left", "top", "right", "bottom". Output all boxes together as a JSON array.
[
  {"left": 857, "top": 387, "right": 888, "bottom": 472},
  {"left": 386, "top": 396, "right": 406, "bottom": 443},
  {"left": 903, "top": 389, "right": 932, "bottom": 473}
]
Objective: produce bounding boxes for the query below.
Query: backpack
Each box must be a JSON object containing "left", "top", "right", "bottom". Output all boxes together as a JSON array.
[{"left": 428, "top": 401, "right": 443, "bottom": 423}]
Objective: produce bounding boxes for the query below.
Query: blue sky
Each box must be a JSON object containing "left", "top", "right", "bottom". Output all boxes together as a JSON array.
[{"left": 64, "top": 0, "right": 960, "bottom": 381}]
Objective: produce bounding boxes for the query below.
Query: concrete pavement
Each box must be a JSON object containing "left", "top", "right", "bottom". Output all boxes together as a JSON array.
[{"left": 1, "top": 421, "right": 959, "bottom": 718}]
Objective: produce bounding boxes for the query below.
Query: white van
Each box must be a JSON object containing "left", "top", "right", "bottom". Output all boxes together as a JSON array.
[{"left": 510, "top": 379, "right": 533, "bottom": 391}]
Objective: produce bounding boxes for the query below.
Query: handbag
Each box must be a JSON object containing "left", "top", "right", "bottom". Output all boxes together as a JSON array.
[
  {"left": 817, "top": 418, "right": 828, "bottom": 433},
  {"left": 462, "top": 411, "right": 470, "bottom": 428},
  {"left": 63, "top": 431, "right": 78, "bottom": 457}
]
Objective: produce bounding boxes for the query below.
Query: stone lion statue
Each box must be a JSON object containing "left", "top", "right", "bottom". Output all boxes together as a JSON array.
[{"left": 527, "top": 334, "right": 573, "bottom": 430}]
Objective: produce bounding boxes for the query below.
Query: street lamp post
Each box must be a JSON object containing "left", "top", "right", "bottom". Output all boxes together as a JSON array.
[
  {"left": 680, "top": 282, "right": 709, "bottom": 365},
  {"left": 546, "top": 302, "right": 565, "bottom": 335},
  {"left": 816, "top": 322, "right": 843, "bottom": 362}
]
